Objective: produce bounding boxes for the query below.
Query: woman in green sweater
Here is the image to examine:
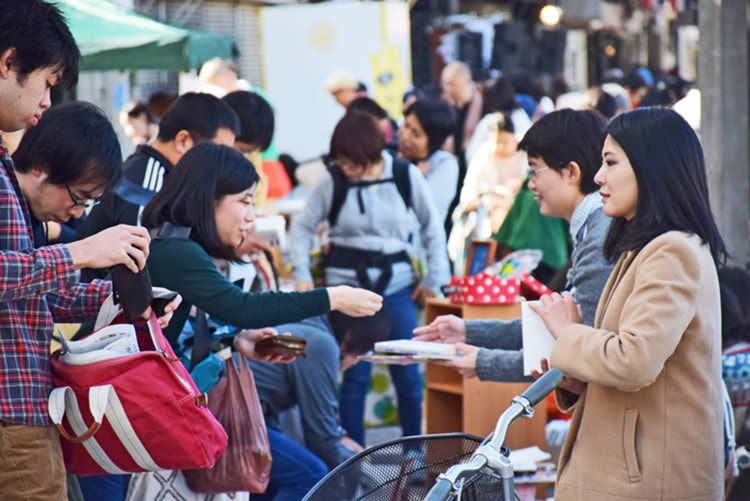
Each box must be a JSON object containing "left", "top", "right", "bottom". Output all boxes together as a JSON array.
[
  {"left": 140, "top": 142, "right": 383, "bottom": 350},
  {"left": 141, "top": 142, "right": 381, "bottom": 499}
]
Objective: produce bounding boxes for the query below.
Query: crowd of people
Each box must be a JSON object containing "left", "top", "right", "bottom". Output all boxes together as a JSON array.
[{"left": 0, "top": 1, "right": 747, "bottom": 500}]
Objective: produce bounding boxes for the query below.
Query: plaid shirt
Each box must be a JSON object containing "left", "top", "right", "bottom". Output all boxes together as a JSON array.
[{"left": 0, "top": 138, "right": 111, "bottom": 426}]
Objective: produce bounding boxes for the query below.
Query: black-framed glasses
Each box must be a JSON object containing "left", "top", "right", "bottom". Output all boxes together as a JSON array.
[{"left": 66, "top": 185, "right": 99, "bottom": 209}]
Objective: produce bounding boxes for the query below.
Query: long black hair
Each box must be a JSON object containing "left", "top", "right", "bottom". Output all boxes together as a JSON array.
[
  {"left": 141, "top": 143, "right": 260, "bottom": 262},
  {"left": 602, "top": 107, "right": 727, "bottom": 265}
]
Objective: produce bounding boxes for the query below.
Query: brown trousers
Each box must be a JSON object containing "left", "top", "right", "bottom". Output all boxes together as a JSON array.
[{"left": 0, "top": 420, "right": 66, "bottom": 500}]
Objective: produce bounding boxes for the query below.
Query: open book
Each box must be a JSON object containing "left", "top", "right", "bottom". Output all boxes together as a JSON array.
[{"left": 522, "top": 301, "right": 556, "bottom": 375}]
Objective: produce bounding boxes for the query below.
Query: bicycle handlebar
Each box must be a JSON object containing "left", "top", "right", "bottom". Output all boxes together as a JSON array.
[
  {"left": 424, "top": 477, "right": 454, "bottom": 501},
  {"left": 520, "top": 368, "right": 563, "bottom": 407},
  {"left": 423, "top": 368, "right": 564, "bottom": 500}
]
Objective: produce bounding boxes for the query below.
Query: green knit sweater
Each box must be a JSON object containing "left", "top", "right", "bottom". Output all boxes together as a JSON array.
[{"left": 147, "top": 237, "right": 330, "bottom": 347}]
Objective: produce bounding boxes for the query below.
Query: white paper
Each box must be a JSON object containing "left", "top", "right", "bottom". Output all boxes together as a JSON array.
[
  {"left": 60, "top": 324, "right": 139, "bottom": 365},
  {"left": 508, "top": 445, "right": 552, "bottom": 472},
  {"left": 521, "top": 301, "right": 556, "bottom": 376}
]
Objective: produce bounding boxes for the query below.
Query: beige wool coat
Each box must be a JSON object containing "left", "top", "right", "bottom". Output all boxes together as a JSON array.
[{"left": 549, "top": 231, "right": 724, "bottom": 501}]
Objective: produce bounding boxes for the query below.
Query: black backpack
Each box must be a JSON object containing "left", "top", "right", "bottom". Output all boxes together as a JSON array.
[{"left": 327, "top": 156, "right": 412, "bottom": 227}]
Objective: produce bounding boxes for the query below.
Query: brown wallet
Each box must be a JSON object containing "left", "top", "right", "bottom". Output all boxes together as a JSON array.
[{"left": 254, "top": 335, "right": 308, "bottom": 358}]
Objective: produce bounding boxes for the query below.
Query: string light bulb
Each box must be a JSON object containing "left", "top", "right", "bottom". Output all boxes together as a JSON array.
[{"left": 540, "top": 4, "right": 563, "bottom": 26}]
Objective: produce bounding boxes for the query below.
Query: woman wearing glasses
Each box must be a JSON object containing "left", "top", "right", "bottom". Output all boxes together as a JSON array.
[{"left": 289, "top": 110, "right": 450, "bottom": 447}]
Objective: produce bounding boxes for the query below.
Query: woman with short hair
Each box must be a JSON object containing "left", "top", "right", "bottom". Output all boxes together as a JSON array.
[{"left": 290, "top": 110, "right": 450, "bottom": 447}]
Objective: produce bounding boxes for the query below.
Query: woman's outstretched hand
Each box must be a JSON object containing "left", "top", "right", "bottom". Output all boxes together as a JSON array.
[{"left": 327, "top": 285, "right": 383, "bottom": 317}]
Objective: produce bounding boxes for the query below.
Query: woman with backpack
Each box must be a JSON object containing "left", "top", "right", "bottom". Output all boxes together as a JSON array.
[{"left": 289, "top": 110, "right": 450, "bottom": 447}]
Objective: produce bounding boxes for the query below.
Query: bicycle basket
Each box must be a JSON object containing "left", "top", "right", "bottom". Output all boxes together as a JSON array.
[{"left": 303, "top": 433, "right": 505, "bottom": 501}]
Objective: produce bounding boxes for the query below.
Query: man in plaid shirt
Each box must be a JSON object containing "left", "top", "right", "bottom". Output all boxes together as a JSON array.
[{"left": 0, "top": 2, "right": 179, "bottom": 498}]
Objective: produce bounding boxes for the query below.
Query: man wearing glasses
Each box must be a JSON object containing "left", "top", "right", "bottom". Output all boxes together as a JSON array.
[
  {"left": 0, "top": 3, "right": 183, "bottom": 498},
  {"left": 12, "top": 102, "right": 114, "bottom": 249}
]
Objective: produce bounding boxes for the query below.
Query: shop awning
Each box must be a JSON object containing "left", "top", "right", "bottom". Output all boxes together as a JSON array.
[{"left": 60, "top": 0, "right": 237, "bottom": 71}]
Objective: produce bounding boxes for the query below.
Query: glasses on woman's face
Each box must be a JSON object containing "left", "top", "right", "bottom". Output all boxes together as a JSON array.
[
  {"left": 327, "top": 158, "right": 360, "bottom": 173},
  {"left": 66, "top": 185, "right": 100, "bottom": 210}
]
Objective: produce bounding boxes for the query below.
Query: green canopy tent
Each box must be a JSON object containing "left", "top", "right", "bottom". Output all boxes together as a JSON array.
[{"left": 59, "top": 0, "right": 236, "bottom": 71}]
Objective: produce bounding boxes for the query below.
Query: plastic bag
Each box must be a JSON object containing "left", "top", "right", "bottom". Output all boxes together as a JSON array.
[{"left": 183, "top": 354, "right": 272, "bottom": 494}]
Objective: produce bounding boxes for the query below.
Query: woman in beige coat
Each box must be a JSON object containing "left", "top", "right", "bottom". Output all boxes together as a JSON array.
[{"left": 531, "top": 108, "right": 728, "bottom": 500}]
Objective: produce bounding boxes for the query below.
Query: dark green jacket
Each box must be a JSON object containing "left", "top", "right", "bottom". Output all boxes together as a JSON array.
[{"left": 148, "top": 237, "right": 330, "bottom": 347}]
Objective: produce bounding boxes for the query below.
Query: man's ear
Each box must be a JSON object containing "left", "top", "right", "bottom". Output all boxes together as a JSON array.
[
  {"left": 0, "top": 48, "right": 16, "bottom": 79},
  {"left": 564, "top": 161, "right": 583, "bottom": 186},
  {"left": 31, "top": 167, "right": 46, "bottom": 178},
  {"left": 173, "top": 130, "right": 195, "bottom": 155}
]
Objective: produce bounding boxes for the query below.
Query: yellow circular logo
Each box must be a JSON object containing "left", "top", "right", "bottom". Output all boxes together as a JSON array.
[{"left": 308, "top": 21, "right": 336, "bottom": 51}]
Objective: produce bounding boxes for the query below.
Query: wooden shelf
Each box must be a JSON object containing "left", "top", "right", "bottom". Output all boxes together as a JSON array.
[
  {"left": 424, "top": 298, "right": 547, "bottom": 452},
  {"left": 427, "top": 382, "right": 463, "bottom": 395}
]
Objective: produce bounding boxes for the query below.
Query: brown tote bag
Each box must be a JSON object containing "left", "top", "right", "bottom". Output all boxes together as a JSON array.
[{"left": 183, "top": 353, "right": 272, "bottom": 494}]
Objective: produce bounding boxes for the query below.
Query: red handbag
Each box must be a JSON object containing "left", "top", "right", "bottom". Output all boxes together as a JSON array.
[{"left": 48, "top": 311, "right": 228, "bottom": 476}]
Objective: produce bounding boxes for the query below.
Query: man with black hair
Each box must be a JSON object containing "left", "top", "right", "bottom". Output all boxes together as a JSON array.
[
  {"left": 13, "top": 102, "right": 123, "bottom": 247},
  {"left": 222, "top": 90, "right": 274, "bottom": 155},
  {"left": 247, "top": 309, "right": 392, "bottom": 477},
  {"left": 77, "top": 92, "right": 240, "bottom": 280},
  {"left": 0, "top": 3, "right": 179, "bottom": 497}
]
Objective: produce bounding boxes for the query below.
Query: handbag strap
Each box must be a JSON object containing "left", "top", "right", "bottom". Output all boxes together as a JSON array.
[
  {"left": 49, "top": 385, "right": 162, "bottom": 474},
  {"left": 49, "top": 386, "right": 104, "bottom": 443}
]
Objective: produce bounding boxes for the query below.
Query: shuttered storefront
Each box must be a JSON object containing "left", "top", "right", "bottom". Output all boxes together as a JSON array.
[{"left": 132, "top": 0, "right": 264, "bottom": 95}]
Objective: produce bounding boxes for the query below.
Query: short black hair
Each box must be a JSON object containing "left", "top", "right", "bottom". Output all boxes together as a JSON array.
[
  {"left": 404, "top": 99, "right": 455, "bottom": 155},
  {"left": 347, "top": 96, "right": 388, "bottom": 120},
  {"left": 328, "top": 307, "right": 392, "bottom": 355},
  {"left": 329, "top": 111, "right": 384, "bottom": 166},
  {"left": 482, "top": 76, "right": 519, "bottom": 113},
  {"left": 595, "top": 90, "right": 618, "bottom": 119},
  {"left": 621, "top": 69, "right": 648, "bottom": 92},
  {"left": 141, "top": 143, "right": 260, "bottom": 262},
  {"left": 518, "top": 109, "right": 607, "bottom": 195},
  {"left": 157, "top": 92, "right": 240, "bottom": 143},
  {"left": 0, "top": 0, "right": 80, "bottom": 89},
  {"left": 13, "top": 101, "right": 121, "bottom": 194},
  {"left": 222, "top": 90, "right": 274, "bottom": 151},
  {"left": 603, "top": 107, "right": 727, "bottom": 264}
]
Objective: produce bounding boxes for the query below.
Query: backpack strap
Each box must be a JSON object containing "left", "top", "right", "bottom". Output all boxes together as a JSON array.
[
  {"left": 391, "top": 157, "right": 412, "bottom": 212},
  {"left": 328, "top": 169, "right": 351, "bottom": 228},
  {"left": 328, "top": 156, "right": 413, "bottom": 227}
]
